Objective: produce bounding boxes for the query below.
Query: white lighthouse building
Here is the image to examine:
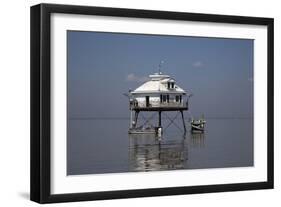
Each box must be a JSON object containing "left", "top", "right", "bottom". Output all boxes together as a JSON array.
[{"left": 128, "top": 71, "right": 189, "bottom": 134}]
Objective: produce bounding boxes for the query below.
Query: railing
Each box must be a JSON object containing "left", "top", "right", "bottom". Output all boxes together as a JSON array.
[{"left": 130, "top": 101, "right": 188, "bottom": 109}]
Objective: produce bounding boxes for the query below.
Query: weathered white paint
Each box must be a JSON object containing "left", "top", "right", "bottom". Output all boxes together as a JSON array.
[
  {"left": 129, "top": 72, "right": 187, "bottom": 108},
  {"left": 133, "top": 95, "right": 185, "bottom": 107},
  {"left": 131, "top": 73, "right": 186, "bottom": 95}
]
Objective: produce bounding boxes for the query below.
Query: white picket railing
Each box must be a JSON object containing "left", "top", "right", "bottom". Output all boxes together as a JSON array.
[{"left": 130, "top": 101, "right": 188, "bottom": 109}]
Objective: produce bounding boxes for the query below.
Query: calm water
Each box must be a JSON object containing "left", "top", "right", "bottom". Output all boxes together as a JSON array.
[{"left": 67, "top": 117, "right": 253, "bottom": 175}]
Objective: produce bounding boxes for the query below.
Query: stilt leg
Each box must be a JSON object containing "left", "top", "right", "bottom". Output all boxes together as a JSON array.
[
  {"left": 134, "top": 111, "right": 139, "bottom": 127},
  {"left": 130, "top": 110, "right": 133, "bottom": 128},
  {"left": 158, "top": 111, "right": 162, "bottom": 127},
  {"left": 180, "top": 110, "right": 186, "bottom": 133}
]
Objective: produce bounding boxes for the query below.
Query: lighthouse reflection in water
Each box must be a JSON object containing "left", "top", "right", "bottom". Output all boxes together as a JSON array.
[
  {"left": 128, "top": 132, "right": 205, "bottom": 172},
  {"left": 67, "top": 118, "right": 253, "bottom": 175}
]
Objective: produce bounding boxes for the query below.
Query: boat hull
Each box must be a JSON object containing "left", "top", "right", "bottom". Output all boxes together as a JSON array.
[
  {"left": 128, "top": 128, "right": 157, "bottom": 134},
  {"left": 191, "top": 125, "right": 204, "bottom": 132}
]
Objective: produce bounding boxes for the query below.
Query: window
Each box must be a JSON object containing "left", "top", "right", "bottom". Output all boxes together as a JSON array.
[
  {"left": 163, "top": 95, "right": 167, "bottom": 102},
  {"left": 167, "top": 82, "right": 174, "bottom": 89},
  {"left": 161, "top": 94, "right": 169, "bottom": 103},
  {"left": 175, "top": 95, "right": 179, "bottom": 102}
]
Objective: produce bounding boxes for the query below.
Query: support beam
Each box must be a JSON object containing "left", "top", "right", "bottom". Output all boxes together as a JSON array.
[
  {"left": 130, "top": 110, "right": 133, "bottom": 128},
  {"left": 158, "top": 111, "right": 162, "bottom": 127},
  {"left": 180, "top": 110, "right": 186, "bottom": 133},
  {"left": 134, "top": 111, "right": 139, "bottom": 127}
]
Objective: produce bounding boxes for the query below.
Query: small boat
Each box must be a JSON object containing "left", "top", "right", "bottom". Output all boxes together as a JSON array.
[
  {"left": 128, "top": 126, "right": 157, "bottom": 134},
  {"left": 191, "top": 118, "right": 206, "bottom": 132},
  {"left": 128, "top": 127, "right": 156, "bottom": 134},
  {"left": 128, "top": 126, "right": 163, "bottom": 136}
]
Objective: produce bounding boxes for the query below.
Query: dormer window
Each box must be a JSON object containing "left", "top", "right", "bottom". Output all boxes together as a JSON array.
[{"left": 167, "top": 81, "right": 175, "bottom": 89}]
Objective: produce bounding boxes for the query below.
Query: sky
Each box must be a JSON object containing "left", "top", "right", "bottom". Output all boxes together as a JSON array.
[{"left": 67, "top": 31, "right": 253, "bottom": 119}]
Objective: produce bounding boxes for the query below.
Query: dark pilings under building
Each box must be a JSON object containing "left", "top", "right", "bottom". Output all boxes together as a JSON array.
[{"left": 158, "top": 111, "right": 162, "bottom": 127}]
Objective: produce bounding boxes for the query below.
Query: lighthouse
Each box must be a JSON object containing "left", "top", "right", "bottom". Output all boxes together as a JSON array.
[{"left": 128, "top": 69, "right": 189, "bottom": 135}]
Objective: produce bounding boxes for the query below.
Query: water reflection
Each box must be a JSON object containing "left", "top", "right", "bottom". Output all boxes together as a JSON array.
[
  {"left": 67, "top": 119, "right": 253, "bottom": 175},
  {"left": 128, "top": 133, "right": 189, "bottom": 172},
  {"left": 190, "top": 132, "right": 206, "bottom": 149}
]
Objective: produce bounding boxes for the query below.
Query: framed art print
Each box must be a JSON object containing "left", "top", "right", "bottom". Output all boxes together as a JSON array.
[{"left": 30, "top": 3, "right": 274, "bottom": 203}]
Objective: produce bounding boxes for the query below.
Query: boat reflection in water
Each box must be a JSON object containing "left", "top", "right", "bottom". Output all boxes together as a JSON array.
[
  {"left": 128, "top": 133, "right": 190, "bottom": 172},
  {"left": 190, "top": 132, "right": 205, "bottom": 149}
]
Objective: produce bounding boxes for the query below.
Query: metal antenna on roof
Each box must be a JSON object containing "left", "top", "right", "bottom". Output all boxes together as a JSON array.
[{"left": 158, "top": 60, "right": 164, "bottom": 74}]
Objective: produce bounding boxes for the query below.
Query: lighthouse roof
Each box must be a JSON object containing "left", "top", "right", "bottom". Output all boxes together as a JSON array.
[{"left": 130, "top": 72, "right": 186, "bottom": 95}]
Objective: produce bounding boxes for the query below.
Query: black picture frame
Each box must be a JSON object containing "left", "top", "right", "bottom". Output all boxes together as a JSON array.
[{"left": 30, "top": 3, "right": 274, "bottom": 203}]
